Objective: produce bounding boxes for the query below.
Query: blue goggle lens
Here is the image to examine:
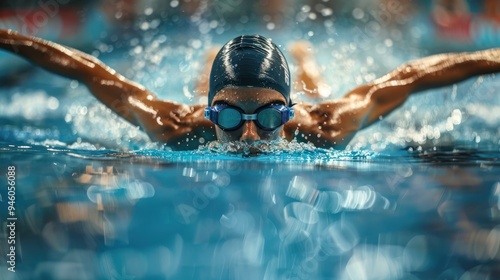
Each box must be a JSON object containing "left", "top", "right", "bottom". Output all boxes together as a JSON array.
[
  {"left": 218, "top": 108, "right": 242, "bottom": 130},
  {"left": 257, "top": 108, "right": 282, "bottom": 129},
  {"left": 205, "top": 105, "right": 293, "bottom": 131}
]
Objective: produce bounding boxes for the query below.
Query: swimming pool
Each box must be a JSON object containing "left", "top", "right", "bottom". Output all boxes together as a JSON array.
[{"left": 1, "top": 1, "right": 500, "bottom": 279}]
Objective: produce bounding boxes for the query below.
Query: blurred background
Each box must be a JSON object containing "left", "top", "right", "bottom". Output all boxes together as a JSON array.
[
  {"left": 2, "top": 0, "right": 500, "bottom": 102},
  {"left": 1, "top": 0, "right": 500, "bottom": 52},
  {"left": 1, "top": 1, "right": 500, "bottom": 280}
]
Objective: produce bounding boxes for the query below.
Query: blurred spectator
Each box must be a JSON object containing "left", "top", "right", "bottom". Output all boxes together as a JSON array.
[
  {"left": 0, "top": 0, "right": 110, "bottom": 47},
  {"left": 432, "top": 0, "right": 470, "bottom": 26},
  {"left": 100, "top": 0, "right": 139, "bottom": 24},
  {"left": 378, "top": 0, "right": 417, "bottom": 26},
  {"left": 483, "top": 0, "right": 500, "bottom": 21}
]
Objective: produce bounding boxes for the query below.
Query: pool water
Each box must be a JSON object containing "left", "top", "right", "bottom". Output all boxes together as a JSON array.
[
  {"left": 1, "top": 144, "right": 500, "bottom": 279},
  {"left": 1, "top": 4, "right": 500, "bottom": 280}
]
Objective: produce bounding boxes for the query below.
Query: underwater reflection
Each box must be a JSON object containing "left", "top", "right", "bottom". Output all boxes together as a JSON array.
[{"left": 3, "top": 149, "right": 500, "bottom": 279}]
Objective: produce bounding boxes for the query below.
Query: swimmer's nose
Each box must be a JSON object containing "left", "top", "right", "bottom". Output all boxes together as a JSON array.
[{"left": 240, "top": 121, "right": 260, "bottom": 144}]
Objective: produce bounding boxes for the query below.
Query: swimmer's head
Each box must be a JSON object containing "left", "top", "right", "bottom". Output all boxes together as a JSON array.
[
  {"left": 208, "top": 35, "right": 292, "bottom": 107},
  {"left": 206, "top": 35, "right": 294, "bottom": 145}
]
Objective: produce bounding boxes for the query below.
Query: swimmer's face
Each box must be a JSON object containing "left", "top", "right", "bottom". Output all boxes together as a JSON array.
[{"left": 211, "top": 88, "right": 287, "bottom": 144}]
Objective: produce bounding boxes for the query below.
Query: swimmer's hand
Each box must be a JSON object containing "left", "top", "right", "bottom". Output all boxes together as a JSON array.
[{"left": 289, "top": 41, "right": 332, "bottom": 99}]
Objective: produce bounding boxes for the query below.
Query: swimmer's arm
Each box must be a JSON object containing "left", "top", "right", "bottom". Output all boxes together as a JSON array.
[
  {"left": 126, "top": 101, "right": 216, "bottom": 147},
  {"left": 311, "top": 48, "right": 500, "bottom": 147},
  {"left": 0, "top": 29, "right": 151, "bottom": 125},
  {"left": 0, "top": 29, "right": 216, "bottom": 145}
]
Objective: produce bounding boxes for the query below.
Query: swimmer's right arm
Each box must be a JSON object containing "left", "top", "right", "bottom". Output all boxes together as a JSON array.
[
  {"left": 0, "top": 29, "right": 215, "bottom": 146},
  {"left": 0, "top": 29, "right": 147, "bottom": 125},
  {"left": 293, "top": 48, "right": 500, "bottom": 148}
]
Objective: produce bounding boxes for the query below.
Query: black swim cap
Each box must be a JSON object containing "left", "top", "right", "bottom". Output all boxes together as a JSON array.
[{"left": 208, "top": 35, "right": 292, "bottom": 106}]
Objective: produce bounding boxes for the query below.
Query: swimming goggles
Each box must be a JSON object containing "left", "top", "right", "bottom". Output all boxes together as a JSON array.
[{"left": 204, "top": 104, "right": 294, "bottom": 131}]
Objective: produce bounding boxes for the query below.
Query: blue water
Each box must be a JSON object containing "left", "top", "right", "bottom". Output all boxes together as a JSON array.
[
  {"left": 2, "top": 143, "right": 500, "bottom": 279},
  {"left": 1, "top": 2, "right": 500, "bottom": 279}
]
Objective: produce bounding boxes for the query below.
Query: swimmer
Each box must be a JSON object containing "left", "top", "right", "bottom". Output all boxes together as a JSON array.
[{"left": 1, "top": 28, "right": 500, "bottom": 151}]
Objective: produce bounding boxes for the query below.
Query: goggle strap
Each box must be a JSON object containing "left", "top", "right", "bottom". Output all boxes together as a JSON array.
[
  {"left": 282, "top": 107, "right": 294, "bottom": 123},
  {"left": 204, "top": 108, "right": 211, "bottom": 119}
]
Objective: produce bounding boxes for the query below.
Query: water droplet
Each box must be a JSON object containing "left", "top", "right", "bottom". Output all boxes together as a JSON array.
[
  {"left": 384, "top": 38, "right": 393, "bottom": 47},
  {"left": 321, "top": 8, "right": 333, "bottom": 16},
  {"left": 190, "top": 39, "right": 202, "bottom": 49},
  {"left": 179, "top": 61, "right": 190, "bottom": 72},
  {"left": 47, "top": 97, "right": 59, "bottom": 110},
  {"left": 352, "top": 8, "right": 364, "bottom": 20},
  {"left": 140, "top": 22, "right": 149, "bottom": 31},
  {"left": 133, "top": 45, "right": 143, "bottom": 55},
  {"left": 451, "top": 109, "right": 462, "bottom": 125}
]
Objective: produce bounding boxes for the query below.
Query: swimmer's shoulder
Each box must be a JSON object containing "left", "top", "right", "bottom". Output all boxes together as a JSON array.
[
  {"left": 127, "top": 100, "right": 216, "bottom": 149},
  {"left": 284, "top": 100, "right": 355, "bottom": 148}
]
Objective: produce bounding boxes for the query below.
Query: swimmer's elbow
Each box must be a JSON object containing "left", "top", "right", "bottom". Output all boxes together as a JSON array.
[{"left": 368, "top": 83, "right": 411, "bottom": 106}]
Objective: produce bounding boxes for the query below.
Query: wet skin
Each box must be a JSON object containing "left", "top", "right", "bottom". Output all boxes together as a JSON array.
[{"left": 1, "top": 29, "right": 500, "bottom": 150}]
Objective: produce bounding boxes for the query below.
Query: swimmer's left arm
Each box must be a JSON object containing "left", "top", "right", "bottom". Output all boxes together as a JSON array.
[{"left": 307, "top": 48, "right": 500, "bottom": 148}]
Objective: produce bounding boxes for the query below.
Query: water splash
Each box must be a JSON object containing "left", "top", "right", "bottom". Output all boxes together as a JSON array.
[
  {"left": 0, "top": 90, "right": 60, "bottom": 120},
  {"left": 201, "top": 138, "right": 316, "bottom": 156}
]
